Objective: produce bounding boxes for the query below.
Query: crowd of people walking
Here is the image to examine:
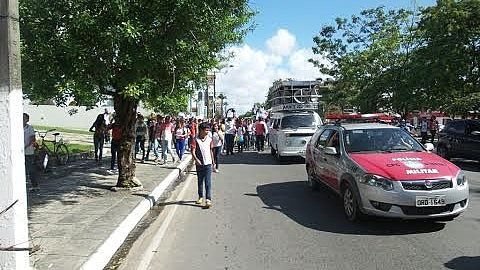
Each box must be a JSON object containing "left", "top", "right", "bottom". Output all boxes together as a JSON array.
[
  {"left": 86, "top": 111, "right": 271, "bottom": 208},
  {"left": 88, "top": 111, "right": 272, "bottom": 174}
]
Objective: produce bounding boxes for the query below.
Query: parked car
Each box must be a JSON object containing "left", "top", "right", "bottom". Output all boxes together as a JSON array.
[
  {"left": 305, "top": 123, "right": 469, "bottom": 222},
  {"left": 436, "top": 119, "right": 480, "bottom": 161}
]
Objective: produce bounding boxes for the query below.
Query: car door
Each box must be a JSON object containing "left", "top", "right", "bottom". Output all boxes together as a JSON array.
[
  {"left": 449, "top": 121, "right": 467, "bottom": 157},
  {"left": 312, "top": 129, "right": 334, "bottom": 185},
  {"left": 465, "top": 121, "right": 480, "bottom": 160},
  {"left": 439, "top": 120, "right": 465, "bottom": 157},
  {"left": 322, "top": 130, "right": 342, "bottom": 191}
]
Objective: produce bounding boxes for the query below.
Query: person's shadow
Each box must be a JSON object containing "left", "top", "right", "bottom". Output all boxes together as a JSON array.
[{"left": 445, "top": 256, "right": 480, "bottom": 270}]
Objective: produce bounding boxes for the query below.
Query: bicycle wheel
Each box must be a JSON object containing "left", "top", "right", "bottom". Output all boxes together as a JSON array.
[{"left": 55, "top": 144, "right": 69, "bottom": 165}]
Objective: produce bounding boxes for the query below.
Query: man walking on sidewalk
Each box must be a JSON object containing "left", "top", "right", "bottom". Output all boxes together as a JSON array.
[
  {"left": 192, "top": 123, "right": 215, "bottom": 208},
  {"left": 24, "top": 113, "right": 39, "bottom": 191}
]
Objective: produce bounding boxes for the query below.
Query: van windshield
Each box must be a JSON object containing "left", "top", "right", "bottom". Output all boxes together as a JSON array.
[{"left": 281, "top": 114, "right": 316, "bottom": 129}]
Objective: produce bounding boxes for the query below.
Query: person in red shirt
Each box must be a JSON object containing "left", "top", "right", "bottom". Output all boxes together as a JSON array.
[
  {"left": 108, "top": 116, "right": 122, "bottom": 172},
  {"left": 255, "top": 117, "right": 268, "bottom": 152}
]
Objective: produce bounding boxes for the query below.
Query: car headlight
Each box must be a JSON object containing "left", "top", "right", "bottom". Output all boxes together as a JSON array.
[
  {"left": 360, "top": 174, "right": 394, "bottom": 191},
  {"left": 456, "top": 171, "right": 467, "bottom": 186}
]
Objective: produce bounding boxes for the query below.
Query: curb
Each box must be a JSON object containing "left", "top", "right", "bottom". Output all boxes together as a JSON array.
[{"left": 80, "top": 155, "right": 193, "bottom": 270}]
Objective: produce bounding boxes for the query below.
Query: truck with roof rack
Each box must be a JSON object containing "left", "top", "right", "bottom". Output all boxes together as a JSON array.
[{"left": 266, "top": 79, "right": 325, "bottom": 160}]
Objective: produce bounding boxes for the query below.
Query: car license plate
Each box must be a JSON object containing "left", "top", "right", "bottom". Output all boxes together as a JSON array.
[{"left": 415, "top": 195, "right": 446, "bottom": 207}]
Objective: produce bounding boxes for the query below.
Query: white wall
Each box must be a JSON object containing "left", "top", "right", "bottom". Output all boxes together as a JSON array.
[{"left": 23, "top": 105, "right": 150, "bottom": 130}]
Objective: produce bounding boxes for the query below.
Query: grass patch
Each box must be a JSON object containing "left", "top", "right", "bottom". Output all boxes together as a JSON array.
[
  {"left": 41, "top": 141, "right": 92, "bottom": 154},
  {"left": 33, "top": 125, "right": 91, "bottom": 135}
]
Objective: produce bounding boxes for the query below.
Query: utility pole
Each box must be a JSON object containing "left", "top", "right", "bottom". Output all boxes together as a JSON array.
[{"left": 0, "top": 0, "right": 30, "bottom": 269}]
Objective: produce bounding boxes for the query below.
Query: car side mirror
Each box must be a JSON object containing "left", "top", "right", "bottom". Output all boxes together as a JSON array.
[
  {"left": 324, "top": 147, "right": 338, "bottom": 155},
  {"left": 424, "top": 143, "right": 435, "bottom": 152},
  {"left": 471, "top": 131, "right": 480, "bottom": 136}
]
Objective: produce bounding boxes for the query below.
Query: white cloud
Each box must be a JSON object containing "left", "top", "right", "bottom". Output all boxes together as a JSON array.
[
  {"left": 266, "top": 29, "right": 296, "bottom": 56},
  {"left": 214, "top": 29, "right": 327, "bottom": 114}
]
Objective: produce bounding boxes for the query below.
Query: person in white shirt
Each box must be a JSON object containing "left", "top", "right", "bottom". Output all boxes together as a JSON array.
[
  {"left": 192, "top": 123, "right": 215, "bottom": 208},
  {"left": 225, "top": 117, "right": 236, "bottom": 155},
  {"left": 246, "top": 119, "right": 254, "bottom": 150},
  {"left": 174, "top": 118, "right": 189, "bottom": 160},
  {"left": 24, "top": 113, "right": 39, "bottom": 191},
  {"left": 211, "top": 123, "right": 223, "bottom": 172},
  {"left": 236, "top": 120, "right": 245, "bottom": 153},
  {"left": 104, "top": 109, "right": 112, "bottom": 143},
  {"left": 159, "top": 116, "right": 176, "bottom": 164}
]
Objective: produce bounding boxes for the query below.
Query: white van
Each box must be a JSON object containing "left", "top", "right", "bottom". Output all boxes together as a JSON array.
[{"left": 269, "top": 111, "right": 322, "bottom": 160}]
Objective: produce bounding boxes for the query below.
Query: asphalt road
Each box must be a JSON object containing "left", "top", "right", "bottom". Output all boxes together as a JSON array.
[{"left": 120, "top": 150, "right": 480, "bottom": 270}]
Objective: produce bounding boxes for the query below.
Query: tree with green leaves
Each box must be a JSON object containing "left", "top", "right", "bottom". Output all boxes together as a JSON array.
[
  {"left": 413, "top": 0, "right": 480, "bottom": 116},
  {"left": 20, "top": 0, "right": 254, "bottom": 187},
  {"left": 311, "top": 7, "right": 417, "bottom": 114},
  {"left": 312, "top": 1, "right": 480, "bottom": 117}
]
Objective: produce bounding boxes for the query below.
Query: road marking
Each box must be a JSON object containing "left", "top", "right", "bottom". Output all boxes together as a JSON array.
[{"left": 137, "top": 173, "right": 194, "bottom": 270}]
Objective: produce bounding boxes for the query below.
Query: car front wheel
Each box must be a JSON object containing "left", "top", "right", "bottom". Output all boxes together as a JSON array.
[{"left": 342, "top": 183, "right": 362, "bottom": 222}]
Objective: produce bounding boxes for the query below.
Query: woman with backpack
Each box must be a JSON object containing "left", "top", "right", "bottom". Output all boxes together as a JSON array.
[{"left": 174, "top": 118, "right": 189, "bottom": 161}]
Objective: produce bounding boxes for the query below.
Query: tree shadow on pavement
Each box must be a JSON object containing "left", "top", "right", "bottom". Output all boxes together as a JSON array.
[
  {"left": 444, "top": 256, "right": 480, "bottom": 270},
  {"left": 28, "top": 159, "right": 117, "bottom": 212},
  {"left": 220, "top": 151, "right": 304, "bottom": 165},
  {"left": 255, "top": 180, "right": 447, "bottom": 236}
]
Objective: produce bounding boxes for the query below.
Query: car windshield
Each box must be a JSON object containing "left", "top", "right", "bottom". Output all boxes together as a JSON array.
[
  {"left": 281, "top": 115, "right": 316, "bottom": 129},
  {"left": 344, "top": 128, "right": 424, "bottom": 153}
]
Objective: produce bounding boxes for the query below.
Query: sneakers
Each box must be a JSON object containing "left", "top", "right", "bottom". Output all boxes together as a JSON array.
[
  {"left": 196, "top": 197, "right": 204, "bottom": 205},
  {"left": 205, "top": 199, "right": 212, "bottom": 208},
  {"left": 214, "top": 169, "right": 219, "bottom": 173}
]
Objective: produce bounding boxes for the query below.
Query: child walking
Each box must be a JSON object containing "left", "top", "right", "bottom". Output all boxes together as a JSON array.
[{"left": 192, "top": 123, "right": 215, "bottom": 208}]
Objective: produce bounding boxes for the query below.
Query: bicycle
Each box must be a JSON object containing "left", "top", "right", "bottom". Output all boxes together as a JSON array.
[{"left": 34, "top": 129, "right": 70, "bottom": 172}]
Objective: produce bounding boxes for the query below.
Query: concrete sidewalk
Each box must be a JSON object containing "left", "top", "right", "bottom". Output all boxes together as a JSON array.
[{"left": 27, "top": 153, "right": 192, "bottom": 269}]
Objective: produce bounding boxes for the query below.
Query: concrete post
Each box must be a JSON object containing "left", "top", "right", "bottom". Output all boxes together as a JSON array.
[{"left": 0, "top": 0, "right": 30, "bottom": 269}]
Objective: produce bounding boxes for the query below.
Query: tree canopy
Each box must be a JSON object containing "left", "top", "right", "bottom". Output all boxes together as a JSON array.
[
  {"left": 19, "top": 0, "right": 255, "bottom": 187},
  {"left": 20, "top": 0, "right": 254, "bottom": 112},
  {"left": 311, "top": 0, "right": 480, "bottom": 116}
]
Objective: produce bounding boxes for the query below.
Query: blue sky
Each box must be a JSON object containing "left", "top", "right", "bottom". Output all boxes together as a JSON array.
[
  {"left": 216, "top": 0, "right": 437, "bottom": 113},
  {"left": 246, "top": 0, "right": 436, "bottom": 49}
]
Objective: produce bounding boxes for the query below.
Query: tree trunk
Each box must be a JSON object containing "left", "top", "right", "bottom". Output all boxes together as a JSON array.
[{"left": 114, "top": 93, "right": 142, "bottom": 188}]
